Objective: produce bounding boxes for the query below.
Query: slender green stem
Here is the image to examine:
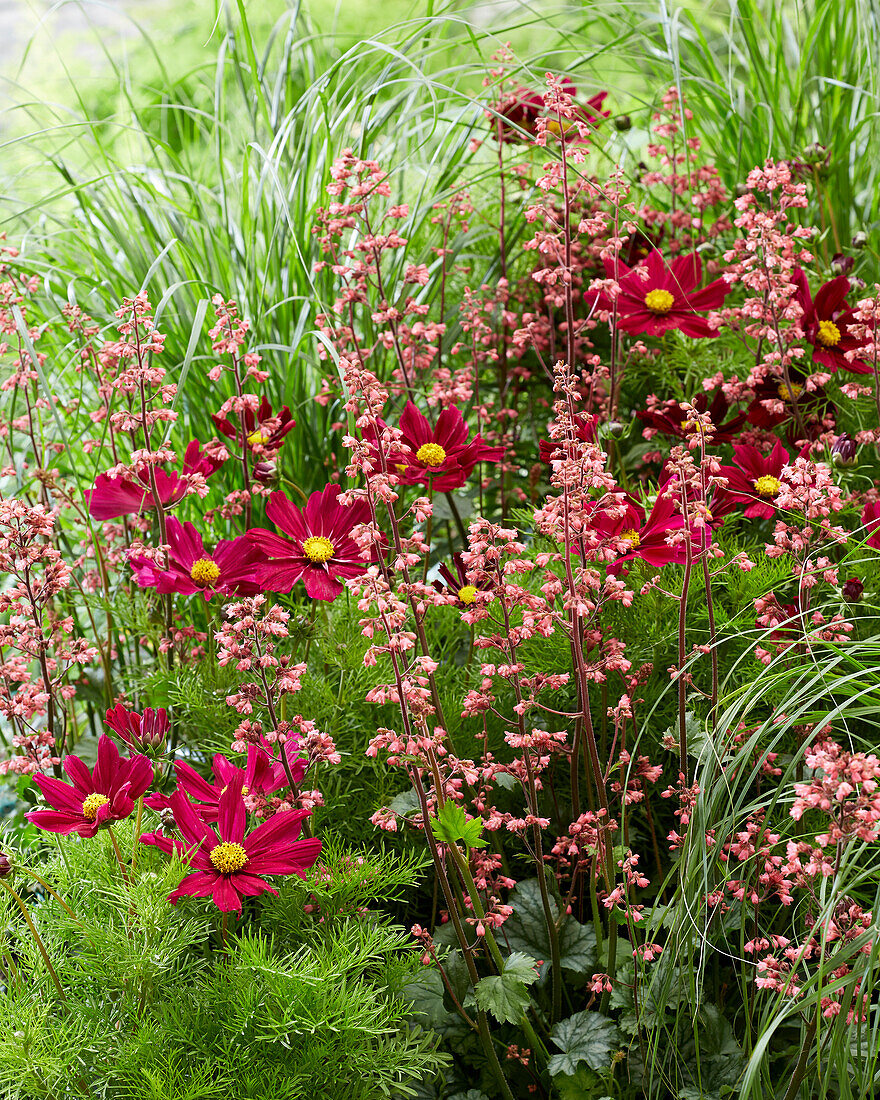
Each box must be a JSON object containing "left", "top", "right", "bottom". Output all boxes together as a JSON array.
[{"left": 0, "top": 879, "right": 65, "bottom": 1002}]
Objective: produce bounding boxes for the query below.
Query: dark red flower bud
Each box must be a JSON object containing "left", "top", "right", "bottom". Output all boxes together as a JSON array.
[
  {"left": 830, "top": 254, "right": 854, "bottom": 277},
  {"left": 853, "top": 231, "right": 868, "bottom": 250},
  {"left": 842, "top": 578, "right": 864, "bottom": 602},
  {"left": 252, "top": 460, "right": 278, "bottom": 485},
  {"left": 831, "top": 433, "right": 858, "bottom": 467},
  {"left": 0, "top": 852, "right": 11, "bottom": 877}
]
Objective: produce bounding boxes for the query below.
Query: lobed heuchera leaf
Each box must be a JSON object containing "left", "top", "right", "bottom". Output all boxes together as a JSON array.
[
  {"left": 429, "top": 799, "right": 487, "bottom": 849},
  {"left": 503, "top": 877, "right": 596, "bottom": 979},
  {"left": 548, "top": 1011, "right": 621, "bottom": 1076},
  {"left": 473, "top": 951, "right": 540, "bottom": 1024}
]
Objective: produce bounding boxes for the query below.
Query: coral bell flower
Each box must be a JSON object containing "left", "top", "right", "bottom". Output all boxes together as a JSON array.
[
  {"left": 105, "top": 703, "right": 169, "bottom": 754},
  {"left": 86, "top": 441, "right": 225, "bottom": 520},
  {"left": 715, "top": 441, "right": 797, "bottom": 520},
  {"left": 246, "top": 483, "right": 381, "bottom": 601},
  {"left": 636, "top": 392, "right": 747, "bottom": 445},
  {"left": 141, "top": 775, "right": 321, "bottom": 913},
  {"left": 26, "top": 735, "right": 153, "bottom": 838},
  {"left": 792, "top": 269, "right": 872, "bottom": 375},
  {"left": 128, "top": 517, "right": 262, "bottom": 600},
  {"left": 374, "top": 403, "right": 504, "bottom": 492},
  {"left": 212, "top": 396, "right": 296, "bottom": 455},
  {"left": 493, "top": 79, "right": 608, "bottom": 143},
  {"left": 596, "top": 250, "right": 730, "bottom": 338}
]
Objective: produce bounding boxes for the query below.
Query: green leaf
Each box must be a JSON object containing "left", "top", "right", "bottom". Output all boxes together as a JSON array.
[
  {"left": 429, "top": 800, "right": 487, "bottom": 849},
  {"left": 548, "top": 1012, "right": 621, "bottom": 1077},
  {"left": 473, "top": 952, "right": 539, "bottom": 1024},
  {"left": 503, "top": 878, "right": 596, "bottom": 980}
]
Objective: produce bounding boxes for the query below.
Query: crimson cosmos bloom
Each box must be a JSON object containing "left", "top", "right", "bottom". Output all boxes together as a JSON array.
[
  {"left": 433, "top": 552, "right": 489, "bottom": 608},
  {"left": 26, "top": 735, "right": 153, "bottom": 838},
  {"left": 792, "top": 269, "right": 872, "bottom": 375},
  {"left": 493, "top": 80, "right": 608, "bottom": 143},
  {"left": 714, "top": 441, "right": 798, "bottom": 520},
  {"left": 246, "top": 483, "right": 381, "bottom": 601},
  {"left": 539, "top": 413, "right": 598, "bottom": 465},
  {"left": 746, "top": 368, "right": 829, "bottom": 435},
  {"left": 368, "top": 402, "right": 505, "bottom": 492},
  {"left": 589, "top": 487, "right": 703, "bottom": 575},
  {"left": 212, "top": 396, "right": 296, "bottom": 455},
  {"left": 141, "top": 774, "right": 321, "bottom": 912},
  {"left": 128, "top": 517, "right": 262, "bottom": 601},
  {"left": 105, "top": 703, "right": 169, "bottom": 753},
  {"left": 636, "top": 392, "right": 747, "bottom": 445},
  {"left": 862, "top": 502, "right": 880, "bottom": 550},
  {"left": 85, "top": 441, "right": 225, "bottom": 520},
  {"left": 146, "top": 740, "right": 307, "bottom": 823},
  {"left": 595, "top": 250, "right": 730, "bottom": 338}
]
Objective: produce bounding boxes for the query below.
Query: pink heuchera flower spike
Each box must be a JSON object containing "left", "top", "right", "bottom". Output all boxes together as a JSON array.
[
  {"left": 366, "top": 402, "right": 505, "bottom": 491},
  {"left": 128, "top": 517, "right": 263, "bottom": 601},
  {"left": 246, "top": 483, "right": 383, "bottom": 601},
  {"left": 26, "top": 735, "right": 154, "bottom": 838},
  {"left": 141, "top": 774, "right": 321, "bottom": 912},
  {"left": 595, "top": 250, "right": 730, "bottom": 338},
  {"left": 85, "top": 441, "right": 225, "bottom": 520}
]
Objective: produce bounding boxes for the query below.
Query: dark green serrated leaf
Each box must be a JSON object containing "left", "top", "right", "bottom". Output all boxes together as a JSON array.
[{"left": 548, "top": 1011, "right": 621, "bottom": 1077}]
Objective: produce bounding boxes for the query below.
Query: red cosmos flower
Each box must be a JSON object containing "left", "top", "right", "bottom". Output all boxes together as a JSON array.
[
  {"left": 714, "top": 441, "right": 799, "bottom": 520},
  {"left": 85, "top": 441, "right": 225, "bottom": 520},
  {"left": 246, "top": 484, "right": 381, "bottom": 601},
  {"left": 539, "top": 414, "right": 598, "bottom": 464},
  {"left": 792, "top": 269, "right": 872, "bottom": 375},
  {"left": 433, "top": 552, "right": 489, "bottom": 608},
  {"left": 862, "top": 502, "right": 880, "bottom": 550},
  {"left": 105, "top": 703, "right": 169, "bottom": 754},
  {"left": 141, "top": 774, "right": 321, "bottom": 912},
  {"left": 26, "top": 735, "right": 153, "bottom": 838},
  {"left": 212, "top": 396, "right": 296, "bottom": 455},
  {"left": 590, "top": 487, "right": 703, "bottom": 575},
  {"left": 128, "top": 517, "right": 262, "bottom": 601},
  {"left": 493, "top": 79, "right": 608, "bottom": 143},
  {"left": 637, "top": 393, "right": 747, "bottom": 445},
  {"left": 367, "top": 403, "right": 504, "bottom": 492},
  {"left": 746, "top": 368, "right": 829, "bottom": 434},
  {"left": 595, "top": 250, "right": 730, "bottom": 338},
  {"left": 146, "top": 740, "right": 307, "bottom": 823}
]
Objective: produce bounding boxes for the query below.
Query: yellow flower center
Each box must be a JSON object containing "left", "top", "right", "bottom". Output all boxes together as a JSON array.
[
  {"left": 395, "top": 463, "right": 409, "bottom": 474},
  {"left": 644, "top": 289, "right": 675, "bottom": 314},
  {"left": 620, "top": 528, "right": 641, "bottom": 549},
  {"left": 190, "top": 558, "right": 221, "bottom": 586},
  {"left": 458, "top": 585, "right": 478, "bottom": 605},
  {"left": 82, "top": 793, "right": 110, "bottom": 822},
  {"left": 753, "top": 475, "right": 781, "bottom": 497},
  {"left": 816, "top": 319, "right": 841, "bottom": 347},
  {"left": 777, "top": 382, "right": 803, "bottom": 400},
  {"left": 209, "top": 842, "right": 249, "bottom": 874},
  {"left": 247, "top": 429, "right": 269, "bottom": 446},
  {"left": 416, "top": 443, "right": 448, "bottom": 468},
  {"left": 302, "top": 535, "right": 335, "bottom": 563}
]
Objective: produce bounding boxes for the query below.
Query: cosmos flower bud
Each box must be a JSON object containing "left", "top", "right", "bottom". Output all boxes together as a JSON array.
[
  {"left": 842, "top": 578, "right": 864, "bottom": 602},
  {"left": 0, "top": 851, "right": 11, "bottom": 877},
  {"left": 853, "top": 231, "right": 868, "bottom": 250},
  {"left": 605, "top": 420, "right": 628, "bottom": 438},
  {"left": 831, "top": 433, "right": 858, "bottom": 468},
  {"left": 830, "top": 254, "right": 854, "bottom": 277},
  {"left": 252, "top": 460, "right": 278, "bottom": 485},
  {"left": 105, "top": 703, "right": 169, "bottom": 754},
  {"left": 613, "top": 114, "right": 632, "bottom": 132}
]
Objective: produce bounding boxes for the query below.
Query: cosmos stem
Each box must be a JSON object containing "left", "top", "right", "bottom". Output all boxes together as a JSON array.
[{"left": 0, "top": 878, "right": 66, "bottom": 1003}]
